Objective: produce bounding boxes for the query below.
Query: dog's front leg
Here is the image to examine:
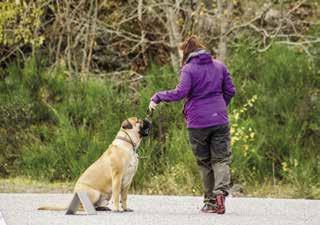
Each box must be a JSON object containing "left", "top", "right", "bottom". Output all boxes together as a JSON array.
[
  {"left": 112, "top": 171, "right": 123, "bottom": 212},
  {"left": 121, "top": 185, "right": 133, "bottom": 212}
]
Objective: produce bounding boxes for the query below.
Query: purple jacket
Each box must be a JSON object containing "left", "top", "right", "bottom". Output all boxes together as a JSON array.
[{"left": 151, "top": 50, "right": 236, "bottom": 128}]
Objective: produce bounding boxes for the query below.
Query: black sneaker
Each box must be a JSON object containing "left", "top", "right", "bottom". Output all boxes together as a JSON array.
[{"left": 200, "top": 200, "right": 217, "bottom": 213}]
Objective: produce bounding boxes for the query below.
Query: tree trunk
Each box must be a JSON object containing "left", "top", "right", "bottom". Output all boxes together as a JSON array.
[
  {"left": 217, "top": 0, "right": 232, "bottom": 62},
  {"left": 165, "top": 0, "right": 182, "bottom": 71}
]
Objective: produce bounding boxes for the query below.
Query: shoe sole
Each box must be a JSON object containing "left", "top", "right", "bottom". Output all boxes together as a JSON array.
[{"left": 200, "top": 209, "right": 217, "bottom": 213}]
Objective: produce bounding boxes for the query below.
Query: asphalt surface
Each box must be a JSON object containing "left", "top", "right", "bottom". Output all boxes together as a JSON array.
[{"left": 0, "top": 193, "right": 319, "bottom": 225}]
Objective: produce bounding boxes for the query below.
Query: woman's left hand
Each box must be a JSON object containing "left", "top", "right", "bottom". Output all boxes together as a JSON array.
[{"left": 149, "top": 101, "right": 158, "bottom": 111}]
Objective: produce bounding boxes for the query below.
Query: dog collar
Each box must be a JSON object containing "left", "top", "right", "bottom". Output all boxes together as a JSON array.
[{"left": 116, "top": 130, "right": 137, "bottom": 151}]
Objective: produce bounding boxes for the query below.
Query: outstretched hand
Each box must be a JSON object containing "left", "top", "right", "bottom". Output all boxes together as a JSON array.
[{"left": 149, "top": 101, "right": 158, "bottom": 111}]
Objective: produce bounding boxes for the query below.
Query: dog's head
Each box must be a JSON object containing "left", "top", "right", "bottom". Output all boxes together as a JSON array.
[{"left": 121, "top": 117, "right": 152, "bottom": 137}]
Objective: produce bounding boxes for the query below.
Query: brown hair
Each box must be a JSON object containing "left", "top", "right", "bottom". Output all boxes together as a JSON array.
[{"left": 179, "top": 35, "right": 205, "bottom": 66}]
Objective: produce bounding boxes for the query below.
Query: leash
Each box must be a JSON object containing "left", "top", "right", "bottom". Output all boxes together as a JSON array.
[
  {"left": 145, "top": 108, "right": 154, "bottom": 120},
  {"left": 138, "top": 108, "right": 154, "bottom": 160}
]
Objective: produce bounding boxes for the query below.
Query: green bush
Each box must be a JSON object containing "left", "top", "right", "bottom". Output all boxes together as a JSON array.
[
  {"left": 229, "top": 42, "right": 320, "bottom": 194},
  {"left": 0, "top": 43, "right": 319, "bottom": 196}
]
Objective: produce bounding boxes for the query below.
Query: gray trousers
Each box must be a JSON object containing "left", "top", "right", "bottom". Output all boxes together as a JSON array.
[{"left": 188, "top": 124, "right": 232, "bottom": 201}]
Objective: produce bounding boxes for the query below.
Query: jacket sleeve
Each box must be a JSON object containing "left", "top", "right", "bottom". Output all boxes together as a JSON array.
[
  {"left": 151, "top": 68, "right": 192, "bottom": 104},
  {"left": 222, "top": 66, "right": 236, "bottom": 106}
]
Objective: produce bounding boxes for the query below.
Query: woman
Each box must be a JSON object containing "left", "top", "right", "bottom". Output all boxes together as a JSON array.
[{"left": 149, "top": 36, "right": 236, "bottom": 214}]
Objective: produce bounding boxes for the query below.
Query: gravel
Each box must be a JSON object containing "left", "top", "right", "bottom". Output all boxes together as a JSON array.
[{"left": 0, "top": 193, "right": 319, "bottom": 225}]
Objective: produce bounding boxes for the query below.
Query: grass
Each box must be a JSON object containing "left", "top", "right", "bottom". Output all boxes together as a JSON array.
[
  {"left": 0, "top": 177, "right": 73, "bottom": 193},
  {"left": 1, "top": 177, "right": 319, "bottom": 199},
  {"left": 244, "top": 182, "right": 320, "bottom": 199}
]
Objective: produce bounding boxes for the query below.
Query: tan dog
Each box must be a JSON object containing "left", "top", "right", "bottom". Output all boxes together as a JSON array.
[{"left": 38, "top": 117, "right": 151, "bottom": 212}]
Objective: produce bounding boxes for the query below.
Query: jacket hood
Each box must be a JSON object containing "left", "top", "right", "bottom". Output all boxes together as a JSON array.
[{"left": 186, "top": 49, "right": 212, "bottom": 65}]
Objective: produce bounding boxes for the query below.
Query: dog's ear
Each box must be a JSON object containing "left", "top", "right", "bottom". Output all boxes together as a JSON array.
[{"left": 121, "top": 120, "right": 133, "bottom": 129}]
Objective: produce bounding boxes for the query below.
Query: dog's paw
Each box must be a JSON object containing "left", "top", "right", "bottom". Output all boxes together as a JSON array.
[
  {"left": 95, "top": 206, "right": 111, "bottom": 211},
  {"left": 112, "top": 209, "right": 123, "bottom": 213},
  {"left": 123, "top": 208, "right": 134, "bottom": 212}
]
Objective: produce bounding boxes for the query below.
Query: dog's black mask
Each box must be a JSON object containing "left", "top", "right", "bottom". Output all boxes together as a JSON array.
[{"left": 139, "top": 118, "right": 152, "bottom": 137}]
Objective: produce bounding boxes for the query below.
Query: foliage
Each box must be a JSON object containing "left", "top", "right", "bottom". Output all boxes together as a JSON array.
[
  {"left": 228, "top": 41, "right": 320, "bottom": 196},
  {"left": 1, "top": 0, "right": 318, "bottom": 74},
  {"left": 0, "top": 0, "right": 45, "bottom": 46},
  {"left": 229, "top": 95, "right": 258, "bottom": 183},
  {"left": 0, "top": 42, "right": 320, "bottom": 197},
  {"left": 0, "top": 0, "right": 319, "bottom": 199}
]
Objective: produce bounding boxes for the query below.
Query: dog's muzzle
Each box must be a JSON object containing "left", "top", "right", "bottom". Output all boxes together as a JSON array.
[{"left": 139, "top": 118, "right": 152, "bottom": 137}]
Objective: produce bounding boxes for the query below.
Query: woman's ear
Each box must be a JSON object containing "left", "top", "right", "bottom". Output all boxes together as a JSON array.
[{"left": 121, "top": 120, "right": 133, "bottom": 129}]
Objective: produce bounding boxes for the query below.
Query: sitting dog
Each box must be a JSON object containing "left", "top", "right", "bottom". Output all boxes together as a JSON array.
[{"left": 38, "top": 117, "right": 151, "bottom": 212}]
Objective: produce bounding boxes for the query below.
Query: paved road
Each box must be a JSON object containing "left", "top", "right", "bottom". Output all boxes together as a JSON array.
[{"left": 0, "top": 193, "right": 319, "bottom": 225}]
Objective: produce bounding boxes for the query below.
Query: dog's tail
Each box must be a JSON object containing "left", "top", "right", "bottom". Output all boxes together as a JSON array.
[{"left": 37, "top": 205, "right": 67, "bottom": 211}]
